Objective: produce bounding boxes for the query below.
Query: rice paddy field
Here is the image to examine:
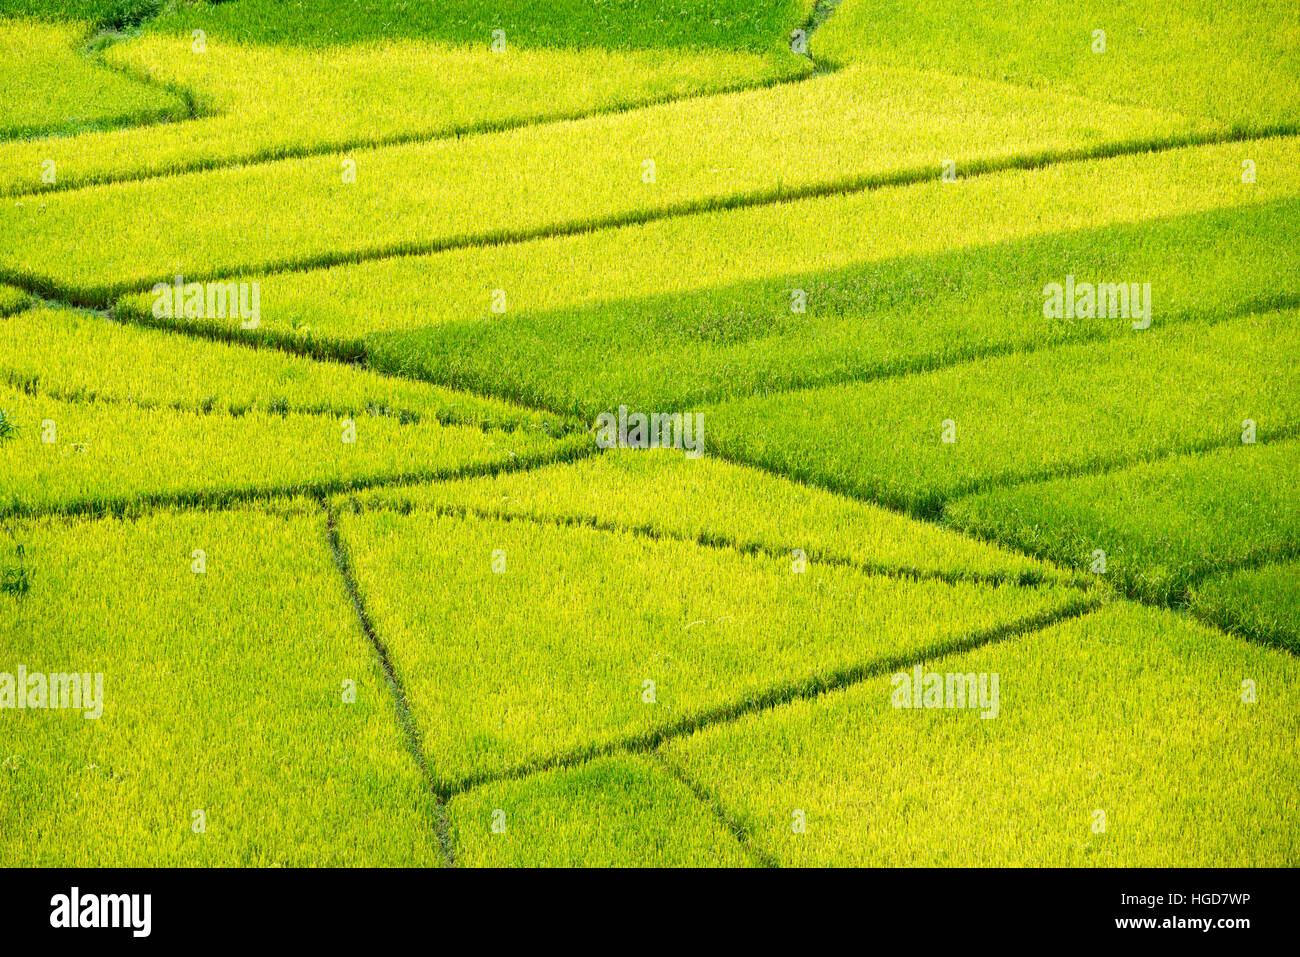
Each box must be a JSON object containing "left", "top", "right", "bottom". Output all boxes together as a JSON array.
[{"left": 1, "top": 0, "right": 1297, "bottom": 869}]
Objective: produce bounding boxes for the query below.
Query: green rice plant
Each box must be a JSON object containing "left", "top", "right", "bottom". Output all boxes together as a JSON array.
[
  {"left": 0, "top": 507, "right": 442, "bottom": 865},
  {"left": 815, "top": 0, "right": 1300, "bottom": 128},
  {"left": 0, "top": 16, "right": 186, "bottom": 140},
  {"left": 661, "top": 602, "right": 1300, "bottom": 866},
  {"left": 5, "top": 0, "right": 1296, "bottom": 871},
  {"left": 113, "top": 137, "right": 1300, "bottom": 361},
  {"left": 0, "top": 2, "right": 160, "bottom": 28},
  {"left": 949, "top": 440, "right": 1300, "bottom": 607},
  {"left": 3, "top": 62, "right": 1214, "bottom": 302},
  {"left": 147, "top": 0, "right": 815, "bottom": 52},
  {"left": 0, "top": 306, "right": 574, "bottom": 434},
  {"left": 363, "top": 198, "right": 1300, "bottom": 418},
  {"left": 0, "top": 385, "right": 583, "bottom": 516},
  {"left": 0, "top": 283, "right": 31, "bottom": 316},
  {"left": 0, "top": 8, "right": 811, "bottom": 194},
  {"left": 703, "top": 309, "right": 1300, "bottom": 516},
  {"left": 1191, "top": 560, "right": 1300, "bottom": 653},
  {"left": 447, "top": 755, "right": 753, "bottom": 867},
  {"left": 345, "top": 449, "right": 1075, "bottom": 586},
  {"left": 336, "top": 506, "right": 1091, "bottom": 790}
]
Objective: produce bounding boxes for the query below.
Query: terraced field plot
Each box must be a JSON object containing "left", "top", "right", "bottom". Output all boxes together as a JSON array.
[
  {"left": 333, "top": 503, "right": 1090, "bottom": 790},
  {"left": 0, "top": 66, "right": 1222, "bottom": 301},
  {"left": 1, "top": 0, "right": 1297, "bottom": 868},
  {"left": 0, "top": 506, "right": 444, "bottom": 866},
  {"left": 950, "top": 438, "right": 1300, "bottom": 609},
  {"left": 0, "top": 1, "right": 814, "bottom": 195},
  {"left": 0, "top": 16, "right": 185, "bottom": 140},
  {"left": 704, "top": 309, "right": 1300, "bottom": 513},
  {"left": 662, "top": 603, "right": 1300, "bottom": 867}
]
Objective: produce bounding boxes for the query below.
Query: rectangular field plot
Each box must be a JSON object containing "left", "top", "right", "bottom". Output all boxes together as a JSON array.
[
  {"left": 1192, "top": 560, "right": 1300, "bottom": 653},
  {"left": 336, "top": 507, "right": 1092, "bottom": 790},
  {"left": 364, "top": 198, "right": 1300, "bottom": 418},
  {"left": 661, "top": 602, "right": 1300, "bottom": 866},
  {"left": 814, "top": 0, "right": 1300, "bottom": 127},
  {"left": 5, "top": 62, "right": 1218, "bottom": 301},
  {"left": 447, "top": 755, "right": 753, "bottom": 867},
  {"left": 0, "top": 34, "right": 808, "bottom": 196},
  {"left": 112, "top": 137, "right": 1300, "bottom": 367},
  {"left": 142, "top": 0, "right": 815, "bottom": 51},
  {"left": 0, "top": 384, "right": 579, "bottom": 515},
  {"left": 948, "top": 439, "right": 1300, "bottom": 607},
  {"left": 0, "top": 507, "right": 441, "bottom": 866},
  {"left": 703, "top": 309, "right": 1300, "bottom": 515},
  {"left": 345, "top": 449, "right": 1076, "bottom": 587}
]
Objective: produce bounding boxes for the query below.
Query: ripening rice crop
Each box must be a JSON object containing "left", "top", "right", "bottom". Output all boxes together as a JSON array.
[
  {"left": 949, "top": 438, "right": 1300, "bottom": 607},
  {"left": 0, "top": 15, "right": 185, "bottom": 140},
  {"left": 0, "top": 305, "right": 573, "bottom": 434},
  {"left": 814, "top": 0, "right": 1300, "bottom": 127},
  {"left": 662, "top": 602, "right": 1300, "bottom": 866},
  {"left": 703, "top": 309, "right": 1300, "bottom": 515},
  {"left": 0, "top": 506, "right": 443, "bottom": 866},
  {"left": 357, "top": 198, "right": 1300, "bottom": 418},
  {"left": 446, "top": 754, "right": 754, "bottom": 867},
  {"left": 1191, "top": 560, "right": 1300, "bottom": 653},
  {"left": 107, "top": 137, "right": 1300, "bottom": 372},
  {"left": 334, "top": 505, "right": 1091, "bottom": 790},
  {"left": 0, "top": 0, "right": 814, "bottom": 194},
  {"left": 0, "top": 384, "right": 585, "bottom": 516},
  {"left": 1, "top": 62, "right": 1222, "bottom": 301},
  {"left": 344, "top": 448, "right": 1075, "bottom": 586}
]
